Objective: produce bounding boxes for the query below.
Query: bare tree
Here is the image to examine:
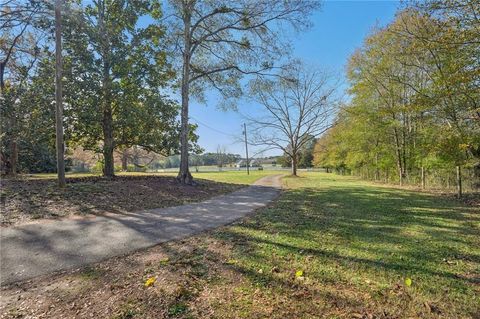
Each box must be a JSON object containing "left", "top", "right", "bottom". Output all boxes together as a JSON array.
[
  {"left": 216, "top": 144, "right": 227, "bottom": 170},
  {"left": 248, "top": 63, "right": 337, "bottom": 176},
  {"left": 165, "top": 0, "right": 319, "bottom": 184}
]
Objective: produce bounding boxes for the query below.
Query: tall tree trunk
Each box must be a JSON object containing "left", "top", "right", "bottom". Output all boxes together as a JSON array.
[
  {"left": 4, "top": 110, "right": 18, "bottom": 176},
  {"left": 291, "top": 153, "right": 297, "bottom": 176},
  {"left": 55, "top": 0, "right": 66, "bottom": 187},
  {"left": 102, "top": 100, "right": 114, "bottom": 177},
  {"left": 8, "top": 138, "right": 18, "bottom": 176},
  {"left": 99, "top": 0, "right": 114, "bottom": 178},
  {"left": 393, "top": 127, "right": 404, "bottom": 185},
  {"left": 0, "top": 61, "right": 5, "bottom": 91},
  {"left": 456, "top": 165, "right": 462, "bottom": 198},
  {"left": 374, "top": 149, "right": 379, "bottom": 181},
  {"left": 177, "top": 8, "right": 193, "bottom": 185},
  {"left": 121, "top": 149, "right": 128, "bottom": 171},
  {"left": 421, "top": 166, "right": 425, "bottom": 190}
]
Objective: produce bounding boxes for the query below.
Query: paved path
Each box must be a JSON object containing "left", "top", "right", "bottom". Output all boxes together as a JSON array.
[{"left": 0, "top": 175, "right": 282, "bottom": 285}]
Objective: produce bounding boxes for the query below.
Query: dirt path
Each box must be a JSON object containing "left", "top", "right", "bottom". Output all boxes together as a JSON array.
[{"left": 0, "top": 175, "right": 283, "bottom": 285}]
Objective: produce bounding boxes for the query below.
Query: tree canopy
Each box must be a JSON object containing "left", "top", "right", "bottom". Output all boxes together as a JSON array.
[{"left": 313, "top": 2, "right": 479, "bottom": 189}]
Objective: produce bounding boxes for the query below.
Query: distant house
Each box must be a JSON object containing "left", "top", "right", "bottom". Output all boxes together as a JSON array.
[
  {"left": 256, "top": 157, "right": 277, "bottom": 166},
  {"left": 235, "top": 159, "right": 260, "bottom": 168},
  {"left": 235, "top": 159, "right": 247, "bottom": 168},
  {"left": 250, "top": 159, "right": 259, "bottom": 167}
]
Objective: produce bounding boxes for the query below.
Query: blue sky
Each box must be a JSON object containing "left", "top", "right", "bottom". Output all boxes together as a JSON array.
[{"left": 190, "top": 0, "right": 400, "bottom": 157}]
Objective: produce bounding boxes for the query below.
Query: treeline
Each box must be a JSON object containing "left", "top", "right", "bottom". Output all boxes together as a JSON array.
[
  {"left": 153, "top": 153, "right": 242, "bottom": 170},
  {"left": 68, "top": 148, "right": 242, "bottom": 172},
  {"left": 277, "top": 137, "right": 317, "bottom": 169},
  {"left": 313, "top": 1, "right": 480, "bottom": 194}
]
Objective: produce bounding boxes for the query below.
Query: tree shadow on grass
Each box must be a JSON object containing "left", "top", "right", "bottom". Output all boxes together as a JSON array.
[
  {"left": 1, "top": 175, "right": 246, "bottom": 225},
  {"left": 213, "top": 185, "right": 480, "bottom": 285},
  {"left": 201, "top": 185, "right": 480, "bottom": 317}
]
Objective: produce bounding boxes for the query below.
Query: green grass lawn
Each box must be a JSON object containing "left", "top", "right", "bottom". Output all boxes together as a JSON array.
[
  {"left": 2, "top": 172, "right": 478, "bottom": 318},
  {"left": 209, "top": 173, "right": 480, "bottom": 318},
  {"left": 192, "top": 170, "right": 276, "bottom": 185},
  {"left": 208, "top": 172, "right": 480, "bottom": 318}
]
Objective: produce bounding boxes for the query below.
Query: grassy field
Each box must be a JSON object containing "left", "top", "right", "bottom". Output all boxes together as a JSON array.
[
  {"left": 192, "top": 170, "right": 276, "bottom": 184},
  {"left": 1, "top": 172, "right": 479, "bottom": 318},
  {"left": 213, "top": 173, "right": 479, "bottom": 318}
]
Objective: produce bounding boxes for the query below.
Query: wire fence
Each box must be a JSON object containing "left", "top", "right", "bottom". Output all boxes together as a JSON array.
[
  {"left": 147, "top": 164, "right": 479, "bottom": 194},
  {"left": 341, "top": 166, "right": 479, "bottom": 194}
]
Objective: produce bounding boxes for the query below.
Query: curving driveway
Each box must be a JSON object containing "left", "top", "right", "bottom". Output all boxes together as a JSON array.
[{"left": 0, "top": 175, "right": 282, "bottom": 285}]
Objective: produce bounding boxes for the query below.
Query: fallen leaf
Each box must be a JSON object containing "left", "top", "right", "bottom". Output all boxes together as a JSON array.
[
  {"left": 405, "top": 277, "right": 412, "bottom": 287},
  {"left": 144, "top": 277, "right": 156, "bottom": 287}
]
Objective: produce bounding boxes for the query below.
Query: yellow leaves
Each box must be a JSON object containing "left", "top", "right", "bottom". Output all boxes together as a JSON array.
[
  {"left": 144, "top": 276, "right": 156, "bottom": 287},
  {"left": 404, "top": 277, "right": 412, "bottom": 287},
  {"left": 295, "top": 270, "right": 305, "bottom": 280}
]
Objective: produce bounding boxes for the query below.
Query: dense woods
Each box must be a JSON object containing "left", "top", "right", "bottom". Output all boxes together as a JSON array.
[{"left": 313, "top": 0, "right": 480, "bottom": 193}]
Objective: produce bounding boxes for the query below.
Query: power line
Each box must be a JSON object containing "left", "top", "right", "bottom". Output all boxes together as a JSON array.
[{"left": 189, "top": 116, "right": 239, "bottom": 139}]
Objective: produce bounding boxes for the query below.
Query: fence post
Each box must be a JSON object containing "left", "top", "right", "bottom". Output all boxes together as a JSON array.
[
  {"left": 421, "top": 166, "right": 425, "bottom": 190},
  {"left": 446, "top": 171, "right": 450, "bottom": 189},
  {"left": 456, "top": 165, "right": 462, "bottom": 198}
]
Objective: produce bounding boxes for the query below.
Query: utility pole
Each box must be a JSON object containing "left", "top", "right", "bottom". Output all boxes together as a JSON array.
[
  {"left": 55, "top": 0, "right": 66, "bottom": 188},
  {"left": 243, "top": 123, "right": 249, "bottom": 175}
]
